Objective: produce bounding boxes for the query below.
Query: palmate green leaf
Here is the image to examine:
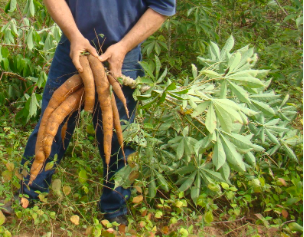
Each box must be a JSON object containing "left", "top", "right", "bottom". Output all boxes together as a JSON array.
[
  {"left": 244, "top": 151, "right": 256, "bottom": 166},
  {"left": 192, "top": 64, "right": 198, "bottom": 79},
  {"left": 29, "top": 0, "right": 35, "bottom": 17},
  {"left": 219, "top": 80, "right": 227, "bottom": 99},
  {"left": 176, "top": 138, "right": 185, "bottom": 160},
  {"left": 139, "top": 61, "right": 154, "bottom": 79},
  {"left": 251, "top": 100, "right": 275, "bottom": 116},
  {"left": 155, "top": 171, "right": 169, "bottom": 192},
  {"left": 227, "top": 52, "right": 241, "bottom": 73},
  {"left": 228, "top": 81, "right": 251, "bottom": 103},
  {"left": 212, "top": 135, "right": 226, "bottom": 170},
  {"left": 219, "top": 162, "right": 230, "bottom": 182},
  {"left": 201, "top": 70, "right": 221, "bottom": 79},
  {"left": 175, "top": 165, "right": 196, "bottom": 175},
  {"left": 200, "top": 168, "right": 226, "bottom": 183},
  {"left": 265, "top": 129, "right": 280, "bottom": 145},
  {"left": 148, "top": 175, "right": 157, "bottom": 198},
  {"left": 156, "top": 67, "right": 168, "bottom": 84},
  {"left": 220, "top": 134, "right": 246, "bottom": 172},
  {"left": 220, "top": 35, "right": 234, "bottom": 60},
  {"left": 222, "top": 132, "right": 260, "bottom": 151},
  {"left": 154, "top": 55, "right": 161, "bottom": 79},
  {"left": 208, "top": 41, "right": 220, "bottom": 60},
  {"left": 29, "top": 93, "right": 39, "bottom": 118},
  {"left": 191, "top": 174, "right": 201, "bottom": 204},
  {"left": 26, "top": 28, "right": 34, "bottom": 51},
  {"left": 205, "top": 103, "right": 217, "bottom": 133},
  {"left": 227, "top": 71, "right": 265, "bottom": 88},
  {"left": 282, "top": 144, "right": 298, "bottom": 163},
  {"left": 266, "top": 144, "right": 280, "bottom": 156},
  {"left": 191, "top": 101, "right": 210, "bottom": 117},
  {"left": 179, "top": 172, "right": 196, "bottom": 192},
  {"left": 250, "top": 92, "right": 280, "bottom": 101}
]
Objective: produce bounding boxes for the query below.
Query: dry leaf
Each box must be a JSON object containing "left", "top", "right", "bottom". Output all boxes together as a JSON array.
[
  {"left": 162, "top": 226, "right": 169, "bottom": 234},
  {"left": 21, "top": 197, "right": 29, "bottom": 208},
  {"left": 129, "top": 171, "right": 140, "bottom": 182},
  {"left": 118, "top": 224, "right": 126, "bottom": 234},
  {"left": 6, "top": 162, "right": 14, "bottom": 172},
  {"left": 132, "top": 195, "right": 143, "bottom": 204},
  {"left": 101, "top": 219, "right": 110, "bottom": 227},
  {"left": 106, "top": 228, "right": 115, "bottom": 233},
  {"left": 278, "top": 178, "right": 287, "bottom": 186},
  {"left": 282, "top": 209, "right": 289, "bottom": 218},
  {"left": 15, "top": 170, "right": 23, "bottom": 180},
  {"left": 63, "top": 185, "right": 71, "bottom": 196},
  {"left": 70, "top": 215, "right": 80, "bottom": 225},
  {"left": 139, "top": 221, "right": 146, "bottom": 228},
  {"left": 141, "top": 210, "right": 147, "bottom": 217},
  {"left": 134, "top": 186, "right": 142, "bottom": 193}
]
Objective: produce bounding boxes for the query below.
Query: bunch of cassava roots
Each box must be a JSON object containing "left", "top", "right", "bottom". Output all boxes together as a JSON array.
[{"left": 29, "top": 54, "right": 132, "bottom": 185}]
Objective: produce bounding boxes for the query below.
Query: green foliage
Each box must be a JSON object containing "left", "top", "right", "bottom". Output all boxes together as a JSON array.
[{"left": 0, "top": 0, "right": 60, "bottom": 123}]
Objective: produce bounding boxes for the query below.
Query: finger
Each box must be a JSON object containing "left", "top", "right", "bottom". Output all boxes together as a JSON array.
[
  {"left": 87, "top": 45, "right": 99, "bottom": 58},
  {"left": 71, "top": 53, "right": 83, "bottom": 72},
  {"left": 99, "top": 51, "right": 111, "bottom": 62}
]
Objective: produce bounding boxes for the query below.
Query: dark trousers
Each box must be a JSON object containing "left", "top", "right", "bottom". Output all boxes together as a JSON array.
[{"left": 19, "top": 36, "right": 144, "bottom": 218}]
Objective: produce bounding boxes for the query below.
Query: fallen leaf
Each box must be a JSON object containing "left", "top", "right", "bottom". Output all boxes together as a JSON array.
[
  {"left": 63, "top": 185, "right": 71, "bottom": 196},
  {"left": 21, "top": 197, "right": 29, "bottom": 208},
  {"left": 70, "top": 215, "right": 79, "bottom": 225},
  {"left": 15, "top": 170, "right": 23, "bottom": 180},
  {"left": 141, "top": 210, "right": 147, "bottom": 217},
  {"left": 106, "top": 228, "right": 115, "bottom": 233},
  {"left": 118, "top": 224, "right": 126, "bottom": 234},
  {"left": 139, "top": 221, "right": 146, "bottom": 228},
  {"left": 282, "top": 209, "right": 289, "bottom": 218},
  {"left": 6, "top": 162, "right": 14, "bottom": 172},
  {"left": 278, "top": 178, "right": 287, "bottom": 186},
  {"left": 132, "top": 195, "right": 143, "bottom": 204},
  {"left": 101, "top": 219, "right": 110, "bottom": 227},
  {"left": 162, "top": 226, "right": 169, "bottom": 234},
  {"left": 134, "top": 186, "right": 142, "bottom": 193},
  {"left": 52, "top": 179, "right": 62, "bottom": 193}
]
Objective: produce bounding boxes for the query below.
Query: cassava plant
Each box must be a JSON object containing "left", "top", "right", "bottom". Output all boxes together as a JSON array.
[{"left": 115, "top": 35, "right": 302, "bottom": 205}]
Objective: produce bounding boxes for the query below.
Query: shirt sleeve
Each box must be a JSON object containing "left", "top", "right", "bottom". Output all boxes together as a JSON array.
[{"left": 145, "top": 0, "right": 176, "bottom": 16}]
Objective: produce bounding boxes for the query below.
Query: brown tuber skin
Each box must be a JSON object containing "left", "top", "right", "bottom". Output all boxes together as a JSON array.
[
  {"left": 87, "top": 55, "right": 113, "bottom": 178},
  {"left": 79, "top": 55, "right": 95, "bottom": 113},
  {"left": 34, "top": 74, "right": 83, "bottom": 182},
  {"left": 107, "top": 74, "right": 129, "bottom": 118},
  {"left": 30, "top": 87, "right": 84, "bottom": 185}
]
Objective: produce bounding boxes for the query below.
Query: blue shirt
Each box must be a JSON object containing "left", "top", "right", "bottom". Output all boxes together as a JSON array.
[{"left": 66, "top": 0, "right": 176, "bottom": 50}]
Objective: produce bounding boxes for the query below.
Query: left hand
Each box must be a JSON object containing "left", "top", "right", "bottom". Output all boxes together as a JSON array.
[{"left": 99, "top": 42, "right": 128, "bottom": 78}]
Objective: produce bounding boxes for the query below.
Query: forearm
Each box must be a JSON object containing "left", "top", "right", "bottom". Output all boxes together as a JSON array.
[
  {"left": 43, "top": 0, "right": 83, "bottom": 42},
  {"left": 119, "top": 8, "right": 167, "bottom": 53}
]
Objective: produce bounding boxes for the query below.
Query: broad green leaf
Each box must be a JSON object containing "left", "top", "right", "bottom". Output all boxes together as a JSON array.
[
  {"left": 191, "top": 101, "right": 210, "bottom": 117},
  {"left": 26, "top": 28, "right": 34, "bottom": 51},
  {"left": 148, "top": 175, "right": 157, "bottom": 198},
  {"left": 212, "top": 135, "right": 226, "bottom": 170},
  {"left": 78, "top": 169, "right": 88, "bottom": 184},
  {"left": 7, "top": 0, "right": 17, "bottom": 13},
  {"left": 200, "top": 168, "right": 226, "bottom": 183},
  {"left": 219, "top": 80, "right": 227, "bottom": 99},
  {"left": 220, "top": 35, "right": 234, "bottom": 60},
  {"left": 156, "top": 67, "right": 168, "bottom": 84},
  {"left": 175, "top": 165, "right": 196, "bottom": 175},
  {"left": 191, "top": 174, "right": 201, "bottom": 204},
  {"left": 191, "top": 64, "right": 198, "bottom": 79},
  {"left": 154, "top": 55, "right": 161, "bottom": 80},
  {"left": 179, "top": 172, "right": 196, "bottom": 192},
  {"left": 228, "top": 81, "right": 251, "bottom": 103},
  {"left": 220, "top": 162, "right": 230, "bottom": 182},
  {"left": 205, "top": 104, "right": 216, "bottom": 133},
  {"left": 139, "top": 61, "right": 154, "bottom": 79},
  {"left": 29, "top": 93, "right": 38, "bottom": 118},
  {"left": 265, "top": 129, "right": 280, "bottom": 145},
  {"left": 201, "top": 70, "right": 221, "bottom": 79},
  {"left": 29, "top": 0, "right": 35, "bottom": 17},
  {"left": 155, "top": 171, "right": 169, "bottom": 192},
  {"left": 209, "top": 41, "right": 220, "bottom": 60},
  {"left": 244, "top": 152, "right": 256, "bottom": 166},
  {"left": 220, "top": 134, "right": 246, "bottom": 172},
  {"left": 223, "top": 132, "right": 257, "bottom": 150},
  {"left": 204, "top": 211, "right": 214, "bottom": 224},
  {"left": 283, "top": 144, "right": 298, "bottom": 163},
  {"left": 251, "top": 100, "right": 275, "bottom": 115},
  {"left": 176, "top": 138, "right": 184, "bottom": 160},
  {"left": 227, "top": 52, "right": 241, "bottom": 73}
]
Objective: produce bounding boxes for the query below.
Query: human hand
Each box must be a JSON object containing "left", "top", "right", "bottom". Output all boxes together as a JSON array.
[
  {"left": 99, "top": 42, "right": 128, "bottom": 78},
  {"left": 70, "top": 35, "right": 99, "bottom": 72}
]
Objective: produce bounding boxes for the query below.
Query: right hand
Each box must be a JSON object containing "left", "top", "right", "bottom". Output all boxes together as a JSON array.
[{"left": 69, "top": 35, "right": 99, "bottom": 72}]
